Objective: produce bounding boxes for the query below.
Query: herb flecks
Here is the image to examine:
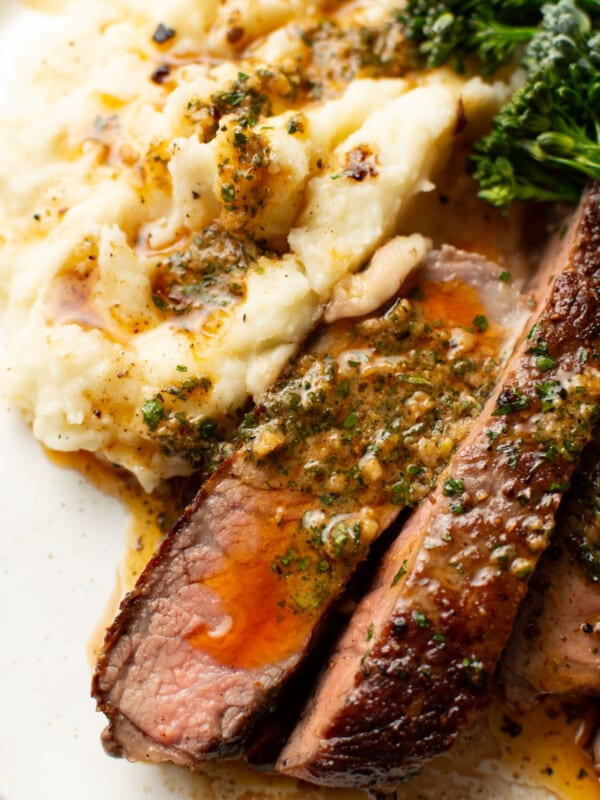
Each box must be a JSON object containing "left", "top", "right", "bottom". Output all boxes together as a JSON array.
[
  {"left": 141, "top": 396, "right": 164, "bottom": 430},
  {"left": 537, "top": 379, "right": 566, "bottom": 412},
  {"left": 391, "top": 559, "right": 409, "bottom": 587},
  {"left": 443, "top": 477, "right": 464, "bottom": 496},
  {"left": 152, "top": 223, "right": 258, "bottom": 315},
  {"left": 493, "top": 388, "right": 531, "bottom": 416}
]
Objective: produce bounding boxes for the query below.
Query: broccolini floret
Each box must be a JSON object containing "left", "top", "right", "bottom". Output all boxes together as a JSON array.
[
  {"left": 400, "top": 0, "right": 600, "bottom": 209},
  {"left": 471, "top": 1, "right": 600, "bottom": 208},
  {"left": 397, "top": 0, "right": 543, "bottom": 74}
]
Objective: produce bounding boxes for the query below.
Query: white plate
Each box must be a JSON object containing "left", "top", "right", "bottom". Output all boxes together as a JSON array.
[
  {"left": 0, "top": 5, "right": 593, "bottom": 800},
  {"left": 0, "top": 6, "right": 188, "bottom": 798}
]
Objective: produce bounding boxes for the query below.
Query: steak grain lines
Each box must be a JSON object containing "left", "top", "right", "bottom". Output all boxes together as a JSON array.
[
  {"left": 278, "top": 184, "right": 600, "bottom": 787},
  {"left": 92, "top": 248, "right": 519, "bottom": 768}
]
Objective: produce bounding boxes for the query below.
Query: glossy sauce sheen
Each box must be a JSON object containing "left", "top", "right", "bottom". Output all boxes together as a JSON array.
[
  {"left": 187, "top": 522, "right": 315, "bottom": 670},
  {"left": 183, "top": 278, "right": 502, "bottom": 671},
  {"left": 65, "top": 389, "right": 600, "bottom": 798},
  {"left": 278, "top": 185, "right": 600, "bottom": 787},
  {"left": 93, "top": 253, "right": 519, "bottom": 765}
]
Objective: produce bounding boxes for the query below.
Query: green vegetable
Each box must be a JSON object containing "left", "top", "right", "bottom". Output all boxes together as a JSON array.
[
  {"left": 471, "top": 1, "right": 600, "bottom": 208},
  {"left": 397, "top": 0, "right": 542, "bottom": 74},
  {"left": 400, "top": 0, "right": 600, "bottom": 208}
]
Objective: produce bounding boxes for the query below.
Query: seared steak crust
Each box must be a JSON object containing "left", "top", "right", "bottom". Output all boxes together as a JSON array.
[
  {"left": 278, "top": 185, "right": 600, "bottom": 787},
  {"left": 93, "top": 249, "right": 517, "bottom": 767},
  {"left": 94, "top": 465, "right": 304, "bottom": 764}
]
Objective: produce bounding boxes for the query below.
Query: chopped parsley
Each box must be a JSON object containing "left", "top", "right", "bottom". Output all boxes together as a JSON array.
[
  {"left": 493, "top": 388, "right": 531, "bottom": 415},
  {"left": 443, "top": 477, "right": 464, "bottom": 496},
  {"left": 221, "top": 184, "right": 235, "bottom": 202},
  {"left": 141, "top": 396, "right": 164, "bottom": 430},
  {"left": 473, "top": 314, "right": 489, "bottom": 332},
  {"left": 343, "top": 411, "right": 359, "bottom": 429},
  {"left": 536, "top": 380, "right": 564, "bottom": 412},
  {"left": 391, "top": 559, "right": 409, "bottom": 586},
  {"left": 412, "top": 610, "right": 430, "bottom": 628}
]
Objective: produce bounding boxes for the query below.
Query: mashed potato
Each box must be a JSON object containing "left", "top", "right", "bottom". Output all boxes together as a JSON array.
[{"left": 0, "top": 0, "right": 510, "bottom": 490}]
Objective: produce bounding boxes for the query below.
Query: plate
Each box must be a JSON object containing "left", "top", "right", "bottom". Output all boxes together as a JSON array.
[
  {"left": 0, "top": 5, "right": 595, "bottom": 800},
  {"left": 0, "top": 6, "right": 186, "bottom": 798}
]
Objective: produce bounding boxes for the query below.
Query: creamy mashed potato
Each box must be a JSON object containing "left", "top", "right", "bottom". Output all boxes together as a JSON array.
[{"left": 0, "top": 0, "right": 510, "bottom": 490}]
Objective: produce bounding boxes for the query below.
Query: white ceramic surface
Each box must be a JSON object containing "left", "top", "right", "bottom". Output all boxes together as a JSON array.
[
  {"left": 0, "top": 5, "right": 191, "bottom": 798},
  {"left": 0, "top": 6, "right": 586, "bottom": 799}
]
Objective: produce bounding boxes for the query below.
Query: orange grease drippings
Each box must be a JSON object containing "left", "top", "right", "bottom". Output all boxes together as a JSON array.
[
  {"left": 186, "top": 278, "right": 503, "bottom": 671},
  {"left": 487, "top": 697, "right": 600, "bottom": 800},
  {"left": 187, "top": 519, "right": 316, "bottom": 670},
  {"left": 419, "top": 279, "right": 484, "bottom": 328},
  {"left": 48, "top": 270, "right": 107, "bottom": 330}
]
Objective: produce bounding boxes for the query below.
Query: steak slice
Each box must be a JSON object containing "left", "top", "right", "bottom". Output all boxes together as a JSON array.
[
  {"left": 502, "top": 436, "right": 600, "bottom": 702},
  {"left": 277, "top": 185, "right": 600, "bottom": 787},
  {"left": 92, "top": 246, "right": 523, "bottom": 767}
]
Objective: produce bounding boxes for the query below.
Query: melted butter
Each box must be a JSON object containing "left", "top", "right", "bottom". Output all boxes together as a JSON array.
[
  {"left": 45, "top": 240, "right": 159, "bottom": 339},
  {"left": 44, "top": 238, "right": 113, "bottom": 334},
  {"left": 164, "top": 759, "right": 365, "bottom": 800},
  {"left": 22, "top": 0, "right": 70, "bottom": 12},
  {"left": 47, "top": 269, "right": 108, "bottom": 331},
  {"left": 186, "top": 519, "right": 317, "bottom": 670},
  {"left": 420, "top": 278, "right": 485, "bottom": 329},
  {"left": 163, "top": 696, "right": 599, "bottom": 800},
  {"left": 486, "top": 698, "right": 600, "bottom": 799},
  {"left": 397, "top": 696, "right": 600, "bottom": 800},
  {"left": 43, "top": 270, "right": 598, "bottom": 796},
  {"left": 185, "top": 278, "right": 507, "bottom": 670},
  {"left": 44, "top": 445, "right": 599, "bottom": 798}
]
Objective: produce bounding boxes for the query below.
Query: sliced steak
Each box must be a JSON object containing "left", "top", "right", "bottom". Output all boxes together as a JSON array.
[
  {"left": 501, "top": 542, "right": 600, "bottom": 702},
  {"left": 562, "top": 434, "right": 600, "bottom": 585},
  {"left": 92, "top": 246, "right": 523, "bottom": 767},
  {"left": 502, "top": 436, "right": 600, "bottom": 702},
  {"left": 277, "top": 185, "right": 600, "bottom": 787}
]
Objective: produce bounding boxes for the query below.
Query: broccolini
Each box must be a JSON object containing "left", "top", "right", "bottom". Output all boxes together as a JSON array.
[
  {"left": 400, "top": 0, "right": 600, "bottom": 208},
  {"left": 397, "top": 0, "right": 543, "bottom": 74},
  {"left": 471, "top": 1, "right": 600, "bottom": 208}
]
